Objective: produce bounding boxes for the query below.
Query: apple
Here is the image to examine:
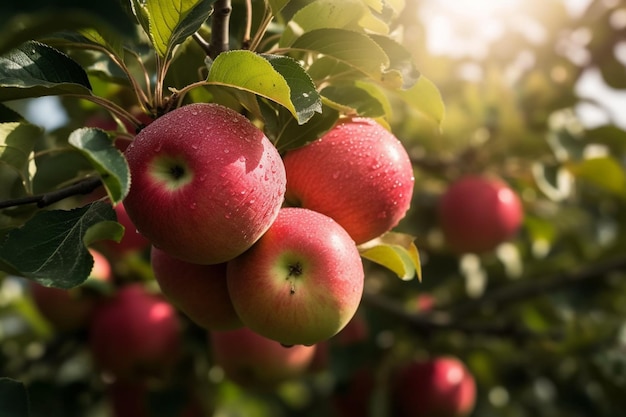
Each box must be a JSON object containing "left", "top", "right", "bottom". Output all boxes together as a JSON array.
[
  {"left": 210, "top": 327, "right": 316, "bottom": 388},
  {"left": 88, "top": 284, "right": 182, "bottom": 381},
  {"left": 332, "top": 310, "right": 369, "bottom": 346},
  {"left": 282, "top": 117, "right": 414, "bottom": 244},
  {"left": 123, "top": 103, "right": 286, "bottom": 265},
  {"left": 151, "top": 246, "right": 242, "bottom": 331},
  {"left": 438, "top": 175, "right": 523, "bottom": 253},
  {"left": 391, "top": 356, "right": 476, "bottom": 417},
  {"left": 227, "top": 207, "right": 365, "bottom": 346},
  {"left": 30, "top": 249, "right": 111, "bottom": 333}
]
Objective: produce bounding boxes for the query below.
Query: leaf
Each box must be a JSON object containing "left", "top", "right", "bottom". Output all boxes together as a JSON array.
[
  {"left": 143, "top": 0, "right": 214, "bottom": 58},
  {"left": 68, "top": 128, "right": 130, "bottom": 204},
  {"left": 566, "top": 156, "right": 626, "bottom": 197},
  {"left": 271, "top": 104, "right": 339, "bottom": 152},
  {"left": 78, "top": 28, "right": 126, "bottom": 61},
  {"left": 290, "top": 28, "right": 389, "bottom": 80},
  {"left": 321, "top": 84, "right": 386, "bottom": 118},
  {"left": 279, "top": 0, "right": 368, "bottom": 47},
  {"left": 359, "top": 232, "right": 421, "bottom": 281},
  {"left": 208, "top": 51, "right": 320, "bottom": 124},
  {"left": 0, "top": 1, "right": 136, "bottom": 55},
  {"left": 262, "top": 54, "right": 322, "bottom": 124},
  {"left": 0, "top": 122, "right": 42, "bottom": 196},
  {"left": 369, "top": 34, "right": 420, "bottom": 89},
  {"left": 0, "top": 40, "right": 92, "bottom": 101},
  {"left": 394, "top": 75, "right": 445, "bottom": 128},
  {"left": 0, "top": 201, "right": 118, "bottom": 289},
  {"left": 0, "top": 378, "right": 30, "bottom": 417},
  {"left": 0, "top": 104, "right": 24, "bottom": 123}
]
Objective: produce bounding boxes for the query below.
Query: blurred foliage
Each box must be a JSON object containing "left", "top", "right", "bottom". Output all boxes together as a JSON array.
[{"left": 1, "top": 0, "right": 626, "bottom": 416}]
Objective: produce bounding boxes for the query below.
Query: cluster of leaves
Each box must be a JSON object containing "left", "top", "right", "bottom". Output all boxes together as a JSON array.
[{"left": 0, "top": 0, "right": 441, "bottom": 289}]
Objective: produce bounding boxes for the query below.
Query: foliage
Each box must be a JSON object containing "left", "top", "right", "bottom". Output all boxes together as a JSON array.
[{"left": 0, "top": 0, "right": 626, "bottom": 416}]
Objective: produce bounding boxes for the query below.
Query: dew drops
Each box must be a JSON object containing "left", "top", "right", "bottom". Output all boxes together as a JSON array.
[
  {"left": 223, "top": 149, "right": 230, "bottom": 154},
  {"left": 332, "top": 172, "right": 340, "bottom": 179},
  {"left": 189, "top": 202, "right": 197, "bottom": 210},
  {"left": 224, "top": 213, "right": 231, "bottom": 219}
]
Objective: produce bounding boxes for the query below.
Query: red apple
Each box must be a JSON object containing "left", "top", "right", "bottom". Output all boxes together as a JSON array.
[
  {"left": 438, "top": 175, "right": 523, "bottom": 253},
  {"left": 151, "top": 246, "right": 242, "bottom": 331},
  {"left": 30, "top": 249, "right": 111, "bottom": 333},
  {"left": 391, "top": 356, "right": 476, "bottom": 417},
  {"left": 227, "top": 207, "right": 364, "bottom": 346},
  {"left": 88, "top": 284, "right": 182, "bottom": 381},
  {"left": 123, "top": 103, "right": 286, "bottom": 264},
  {"left": 210, "top": 327, "right": 316, "bottom": 388},
  {"left": 282, "top": 117, "right": 414, "bottom": 244}
]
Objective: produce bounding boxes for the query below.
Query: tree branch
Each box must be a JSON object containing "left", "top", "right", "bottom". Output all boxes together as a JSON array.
[
  {"left": 448, "top": 255, "right": 626, "bottom": 318},
  {"left": 208, "top": 0, "right": 232, "bottom": 59},
  {"left": 0, "top": 177, "right": 102, "bottom": 210},
  {"left": 361, "top": 291, "right": 563, "bottom": 340}
]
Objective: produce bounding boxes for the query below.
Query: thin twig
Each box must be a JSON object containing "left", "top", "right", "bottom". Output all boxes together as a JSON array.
[
  {"left": 361, "top": 291, "right": 564, "bottom": 340},
  {"left": 0, "top": 177, "right": 102, "bottom": 210},
  {"left": 448, "top": 256, "right": 626, "bottom": 318}
]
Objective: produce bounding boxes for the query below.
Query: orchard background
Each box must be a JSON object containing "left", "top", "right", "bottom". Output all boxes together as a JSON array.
[{"left": 1, "top": 0, "right": 626, "bottom": 416}]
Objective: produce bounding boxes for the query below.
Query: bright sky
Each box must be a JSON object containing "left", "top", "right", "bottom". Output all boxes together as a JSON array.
[{"left": 420, "top": 0, "right": 626, "bottom": 130}]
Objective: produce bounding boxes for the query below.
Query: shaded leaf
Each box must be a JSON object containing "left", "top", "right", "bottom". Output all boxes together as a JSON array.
[
  {"left": 0, "top": 377, "right": 30, "bottom": 417},
  {"left": 0, "top": 122, "right": 42, "bottom": 196},
  {"left": 370, "top": 34, "right": 420, "bottom": 89},
  {"left": 270, "top": 104, "right": 339, "bottom": 152},
  {"left": 68, "top": 128, "right": 130, "bottom": 204},
  {"left": 0, "top": 201, "right": 117, "bottom": 289},
  {"left": 0, "top": 104, "right": 24, "bottom": 123},
  {"left": 321, "top": 84, "right": 386, "bottom": 118},
  {"left": 0, "top": 40, "right": 91, "bottom": 101},
  {"left": 359, "top": 232, "right": 421, "bottom": 281},
  {"left": 290, "top": 28, "right": 389, "bottom": 80}
]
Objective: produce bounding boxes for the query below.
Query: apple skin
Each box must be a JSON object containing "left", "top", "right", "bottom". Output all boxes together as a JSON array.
[
  {"left": 151, "top": 246, "right": 242, "bottom": 331},
  {"left": 123, "top": 103, "right": 286, "bottom": 265},
  {"left": 210, "top": 327, "right": 316, "bottom": 389},
  {"left": 227, "top": 207, "right": 365, "bottom": 346},
  {"left": 30, "top": 249, "right": 111, "bottom": 333},
  {"left": 438, "top": 175, "right": 523, "bottom": 253},
  {"left": 391, "top": 356, "right": 477, "bottom": 417},
  {"left": 88, "top": 284, "right": 182, "bottom": 381},
  {"left": 282, "top": 117, "right": 414, "bottom": 244}
]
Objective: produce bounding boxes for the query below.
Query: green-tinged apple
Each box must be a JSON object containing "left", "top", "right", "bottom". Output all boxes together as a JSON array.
[
  {"left": 151, "top": 246, "right": 242, "bottom": 331},
  {"left": 123, "top": 103, "right": 286, "bottom": 264},
  {"left": 391, "top": 356, "right": 477, "bottom": 417},
  {"left": 438, "top": 175, "right": 523, "bottom": 253},
  {"left": 89, "top": 284, "right": 182, "bottom": 381},
  {"left": 227, "top": 207, "right": 364, "bottom": 346},
  {"left": 282, "top": 117, "right": 414, "bottom": 244},
  {"left": 31, "top": 249, "right": 111, "bottom": 333},
  {"left": 210, "top": 327, "right": 316, "bottom": 389}
]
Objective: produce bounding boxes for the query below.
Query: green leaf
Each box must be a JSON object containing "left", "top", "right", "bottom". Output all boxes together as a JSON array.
[
  {"left": 394, "top": 75, "right": 445, "bottom": 128},
  {"left": 0, "top": 122, "right": 42, "bottom": 196},
  {"left": 358, "top": 232, "right": 421, "bottom": 281},
  {"left": 208, "top": 50, "right": 320, "bottom": 124},
  {"left": 271, "top": 104, "right": 339, "bottom": 152},
  {"left": 0, "top": 40, "right": 92, "bottom": 101},
  {"left": 0, "top": 2, "right": 136, "bottom": 55},
  {"left": 78, "top": 28, "right": 126, "bottom": 61},
  {"left": 0, "top": 104, "right": 24, "bottom": 123},
  {"left": 279, "top": 0, "right": 369, "bottom": 47},
  {"left": 321, "top": 84, "right": 386, "bottom": 118},
  {"left": 290, "top": 28, "right": 389, "bottom": 80},
  {"left": 369, "top": 34, "right": 419, "bottom": 90},
  {"left": 68, "top": 128, "right": 130, "bottom": 204},
  {"left": 566, "top": 156, "right": 626, "bottom": 197},
  {"left": 0, "top": 377, "right": 30, "bottom": 417},
  {"left": 143, "top": 0, "right": 214, "bottom": 58},
  {"left": 262, "top": 54, "right": 321, "bottom": 124},
  {"left": 0, "top": 201, "right": 117, "bottom": 289}
]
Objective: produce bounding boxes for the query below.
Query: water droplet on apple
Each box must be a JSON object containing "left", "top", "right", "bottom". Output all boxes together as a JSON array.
[
  {"left": 189, "top": 202, "right": 197, "bottom": 210},
  {"left": 223, "top": 149, "right": 230, "bottom": 154},
  {"left": 191, "top": 144, "right": 199, "bottom": 150},
  {"left": 224, "top": 213, "right": 231, "bottom": 219},
  {"left": 332, "top": 172, "right": 340, "bottom": 179},
  {"left": 249, "top": 199, "right": 256, "bottom": 205}
]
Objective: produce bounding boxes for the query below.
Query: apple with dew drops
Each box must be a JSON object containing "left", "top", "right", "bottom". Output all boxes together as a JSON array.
[
  {"left": 282, "top": 117, "right": 414, "bottom": 244},
  {"left": 123, "top": 103, "right": 286, "bottom": 264}
]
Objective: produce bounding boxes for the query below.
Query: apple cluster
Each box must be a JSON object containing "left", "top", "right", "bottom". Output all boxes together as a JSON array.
[{"left": 122, "top": 102, "right": 415, "bottom": 347}]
